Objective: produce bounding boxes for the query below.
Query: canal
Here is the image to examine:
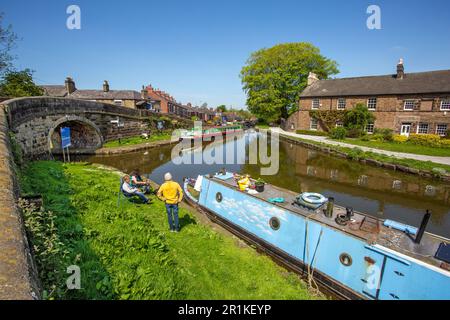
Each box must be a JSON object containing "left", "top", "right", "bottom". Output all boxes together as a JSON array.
[{"left": 84, "top": 131, "right": 450, "bottom": 238}]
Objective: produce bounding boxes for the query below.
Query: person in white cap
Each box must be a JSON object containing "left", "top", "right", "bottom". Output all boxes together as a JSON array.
[{"left": 157, "top": 172, "right": 183, "bottom": 232}]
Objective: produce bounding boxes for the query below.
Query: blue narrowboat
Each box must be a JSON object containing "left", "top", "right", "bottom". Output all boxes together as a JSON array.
[{"left": 183, "top": 172, "right": 450, "bottom": 300}]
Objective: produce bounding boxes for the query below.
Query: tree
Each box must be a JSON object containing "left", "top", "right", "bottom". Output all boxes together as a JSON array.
[
  {"left": 344, "top": 103, "right": 375, "bottom": 130},
  {"left": 216, "top": 105, "right": 227, "bottom": 112},
  {"left": 0, "top": 13, "right": 18, "bottom": 75},
  {"left": 240, "top": 42, "right": 339, "bottom": 123},
  {"left": 0, "top": 69, "right": 44, "bottom": 97}
]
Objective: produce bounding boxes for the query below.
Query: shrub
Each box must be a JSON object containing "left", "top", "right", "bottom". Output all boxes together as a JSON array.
[
  {"left": 446, "top": 129, "right": 450, "bottom": 139},
  {"left": 329, "top": 127, "right": 347, "bottom": 140},
  {"left": 347, "top": 147, "right": 365, "bottom": 160},
  {"left": 296, "top": 130, "right": 328, "bottom": 136},
  {"left": 343, "top": 104, "right": 375, "bottom": 130},
  {"left": 373, "top": 128, "right": 394, "bottom": 141},
  {"left": 408, "top": 134, "right": 442, "bottom": 147},
  {"left": 393, "top": 135, "right": 408, "bottom": 143},
  {"left": 346, "top": 127, "right": 364, "bottom": 138}
]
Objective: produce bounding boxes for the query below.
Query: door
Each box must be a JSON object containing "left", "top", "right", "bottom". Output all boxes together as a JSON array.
[{"left": 400, "top": 123, "right": 411, "bottom": 136}]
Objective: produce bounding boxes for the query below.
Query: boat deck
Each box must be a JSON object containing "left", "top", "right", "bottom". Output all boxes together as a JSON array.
[{"left": 209, "top": 174, "right": 450, "bottom": 270}]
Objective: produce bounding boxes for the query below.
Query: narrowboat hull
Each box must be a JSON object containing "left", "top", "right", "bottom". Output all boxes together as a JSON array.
[{"left": 183, "top": 173, "right": 450, "bottom": 300}]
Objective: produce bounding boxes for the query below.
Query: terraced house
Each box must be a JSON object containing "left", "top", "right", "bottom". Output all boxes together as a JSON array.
[{"left": 286, "top": 60, "right": 450, "bottom": 137}]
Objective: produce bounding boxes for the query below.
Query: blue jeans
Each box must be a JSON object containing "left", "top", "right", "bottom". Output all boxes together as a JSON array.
[
  {"left": 165, "top": 203, "right": 179, "bottom": 231},
  {"left": 134, "top": 191, "right": 149, "bottom": 203}
]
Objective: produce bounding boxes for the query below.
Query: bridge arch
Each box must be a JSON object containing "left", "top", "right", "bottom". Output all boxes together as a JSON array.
[{"left": 48, "top": 116, "right": 103, "bottom": 153}]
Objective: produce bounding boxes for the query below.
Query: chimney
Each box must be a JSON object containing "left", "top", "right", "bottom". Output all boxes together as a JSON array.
[
  {"left": 397, "top": 58, "right": 405, "bottom": 79},
  {"left": 65, "top": 77, "right": 76, "bottom": 94},
  {"left": 103, "top": 80, "right": 110, "bottom": 92},
  {"left": 141, "top": 85, "right": 148, "bottom": 99},
  {"left": 307, "top": 72, "right": 319, "bottom": 86}
]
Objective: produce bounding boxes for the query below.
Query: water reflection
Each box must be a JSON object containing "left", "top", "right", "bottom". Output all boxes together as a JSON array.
[{"left": 84, "top": 132, "right": 450, "bottom": 237}]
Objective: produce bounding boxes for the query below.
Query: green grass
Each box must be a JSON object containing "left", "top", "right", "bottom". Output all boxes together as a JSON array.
[
  {"left": 296, "top": 130, "right": 328, "bottom": 137},
  {"left": 340, "top": 139, "right": 450, "bottom": 157},
  {"left": 255, "top": 124, "right": 270, "bottom": 129},
  {"left": 103, "top": 133, "right": 172, "bottom": 148},
  {"left": 19, "top": 161, "right": 318, "bottom": 300},
  {"left": 282, "top": 135, "right": 450, "bottom": 175}
]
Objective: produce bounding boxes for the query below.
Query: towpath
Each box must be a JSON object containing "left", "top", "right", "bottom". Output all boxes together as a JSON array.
[{"left": 269, "top": 127, "right": 450, "bottom": 166}]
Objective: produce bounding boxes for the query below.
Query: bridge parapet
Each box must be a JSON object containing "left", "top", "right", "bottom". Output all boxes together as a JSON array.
[{"left": 2, "top": 97, "right": 191, "bottom": 158}]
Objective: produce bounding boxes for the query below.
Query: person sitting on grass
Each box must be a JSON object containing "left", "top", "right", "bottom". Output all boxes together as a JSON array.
[
  {"left": 122, "top": 175, "right": 151, "bottom": 204},
  {"left": 157, "top": 172, "right": 183, "bottom": 232},
  {"left": 130, "top": 169, "right": 152, "bottom": 194}
]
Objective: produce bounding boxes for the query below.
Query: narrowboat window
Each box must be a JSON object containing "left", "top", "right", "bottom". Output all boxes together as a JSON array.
[
  {"left": 216, "top": 192, "right": 223, "bottom": 203},
  {"left": 269, "top": 217, "right": 280, "bottom": 230},
  {"left": 339, "top": 253, "right": 352, "bottom": 266}
]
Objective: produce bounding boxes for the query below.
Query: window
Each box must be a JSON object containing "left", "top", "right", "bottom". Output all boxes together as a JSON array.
[
  {"left": 436, "top": 124, "right": 448, "bottom": 136},
  {"left": 365, "top": 123, "right": 374, "bottom": 134},
  {"left": 417, "top": 123, "right": 429, "bottom": 134},
  {"left": 336, "top": 121, "right": 343, "bottom": 127},
  {"left": 337, "top": 98, "right": 346, "bottom": 110},
  {"left": 312, "top": 98, "right": 320, "bottom": 109},
  {"left": 310, "top": 118, "right": 318, "bottom": 130},
  {"left": 441, "top": 99, "right": 450, "bottom": 111},
  {"left": 404, "top": 100, "right": 415, "bottom": 111},
  {"left": 114, "top": 99, "right": 123, "bottom": 106},
  {"left": 367, "top": 98, "right": 377, "bottom": 110}
]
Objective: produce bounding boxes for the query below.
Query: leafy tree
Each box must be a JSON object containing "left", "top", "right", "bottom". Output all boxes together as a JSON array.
[
  {"left": 0, "top": 13, "right": 18, "bottom": 74},
  {"left": 344, "top": 103, "right": 375, "bottom": 130},
  {"left": 0, "top": 69, "right": 44, "bottom": 97},
  {"left": 240, "top": 42, "right": 339, "bottom": 123},
  {"left": 216, "top": 105, "right": 227, "bottom": 112}
]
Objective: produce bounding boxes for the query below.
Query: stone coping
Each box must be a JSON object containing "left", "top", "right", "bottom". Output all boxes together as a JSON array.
[{"left": 0, "top": 106, "right": 40, "bottom": 300}]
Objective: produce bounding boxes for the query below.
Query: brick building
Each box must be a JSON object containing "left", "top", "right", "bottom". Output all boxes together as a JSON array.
[
  {"left": 286, "top": 60, "right": 450, "bottom": 136},
  {"left": 41, "top": 77, "right": 146, "bottom": 108}
]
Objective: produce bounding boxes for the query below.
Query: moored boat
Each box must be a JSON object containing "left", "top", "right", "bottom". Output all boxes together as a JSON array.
[
  {"left": 180, "top": 125, "right": 243, "bottom": 140},
  {"left": 183, "top": 171, "right": 450, "bottom": 300}
]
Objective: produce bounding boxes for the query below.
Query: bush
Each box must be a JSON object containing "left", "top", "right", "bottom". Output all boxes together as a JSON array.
[
  {"left": 329, "top": 127, "right": 347, "bottom": 140},
  {"left": 408, "top": 134, "right": 442, "bottom": 147},
  {"left": 393, "top": 135, "right": 408, "bottom": 143},
  {"left": 296, "top": 130, "right": 328, "bottom": 136},
  {"left": 373, "top": 128, "right": 394, "bottom": 141},
  {"left": 346, "top": 127, "right": 364, "bottom": 138}
]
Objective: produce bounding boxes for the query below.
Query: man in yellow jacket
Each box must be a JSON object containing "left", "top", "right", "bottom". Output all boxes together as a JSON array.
[{"left": 157, "top": 172, "right": 183, "bottom": 232}]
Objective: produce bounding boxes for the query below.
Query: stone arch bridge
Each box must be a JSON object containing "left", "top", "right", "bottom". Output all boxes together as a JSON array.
[{"left": 1, "top": 97, "right": 190, "bottom": 158}]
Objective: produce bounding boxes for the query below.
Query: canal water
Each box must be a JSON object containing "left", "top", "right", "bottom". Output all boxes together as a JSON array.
[{"left": 84, "top": 131, "right": 450, "bottom": 238}]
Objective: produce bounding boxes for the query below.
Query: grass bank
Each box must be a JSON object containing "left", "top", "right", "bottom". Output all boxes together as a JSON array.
[
  {"left": 282, "top": 135, "right": 450, "bottom": 175},
  {"left": 338, "top": 139, "right": 450, "bottom": 157},
  {"left": 103, "top": 133, "right": 172, "bottom": 148},
  {"left": 19, "top": 161, "right": 318, "bottom": 300}
]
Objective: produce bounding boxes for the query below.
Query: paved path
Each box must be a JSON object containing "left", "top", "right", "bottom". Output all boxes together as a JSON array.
[{"left": 270, "top": 127, "right": 450, "bottom": 166}]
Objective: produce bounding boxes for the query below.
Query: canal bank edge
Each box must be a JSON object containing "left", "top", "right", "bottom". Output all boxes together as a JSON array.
[
  {"left": 271, "top": 130, "right": 450, "bottom": 182},
  {"left": 0, "top": 105, "right": 40, "bottom": 299},
  {"left": 94, "top": 139, "right": 177, "bottom": 155}
]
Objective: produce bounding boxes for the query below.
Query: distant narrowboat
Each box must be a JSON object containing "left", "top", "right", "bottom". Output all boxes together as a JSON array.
[
  {"left": 180, "top": 125, "right": 243, "bottom": 141},
  {"left": 183, "top": 172, "right": 450, "bottom": 300}
]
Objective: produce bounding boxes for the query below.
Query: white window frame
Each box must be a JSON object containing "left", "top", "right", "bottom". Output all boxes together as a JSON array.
[
  {"left": 441, "top": 99, "right": 450, "bottom": 111},
  {"left": 365, "top": 123, "right": 374, "bottom": 134},
  {"left": 417, "top": 123, "right": 429, "bottom": 134},
  {"left": 403, "top": 100, "right": 415, "bottom": 111},
  {"left": 310, "top": 118, "right": 318, "bottom": 130},
  {"left": 114, "top": 99, "right": 124, "bottom": 106},
  {"left": 436, "top": 124, "right": 448, "bottom": 136},
  {"left": 337, "top": 98, "right": 346, "bottom": 110},
  {"left": 312, "top": 98, "right": 320, "bottom": 110},
  {"left": 367, "top": 98, "right": 377, "bottom": 110}
]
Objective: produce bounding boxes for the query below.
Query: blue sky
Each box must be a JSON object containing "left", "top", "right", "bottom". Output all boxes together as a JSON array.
[{"left": 2, "top": 0, "right": 450, "bottom": 108}]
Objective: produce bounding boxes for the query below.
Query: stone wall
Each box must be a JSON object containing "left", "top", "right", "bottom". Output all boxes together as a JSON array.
[
  {"left": 287, "top": 94, "right": 450, "bottom": 133},
  {"left": 0, "top": 105, "right": 40, "bottom": 299},
  {"left": 2, "top": 97, "right": 192, "bottom": 158}
]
